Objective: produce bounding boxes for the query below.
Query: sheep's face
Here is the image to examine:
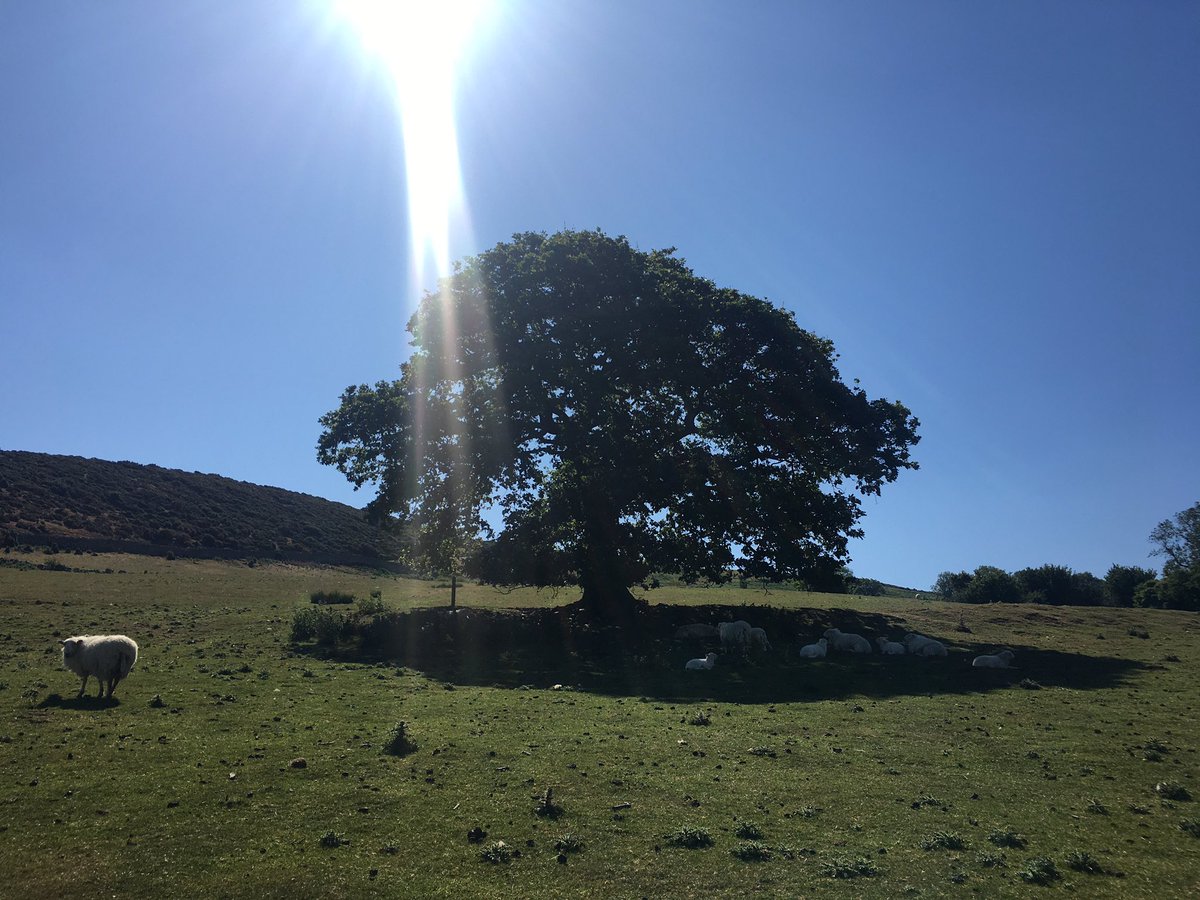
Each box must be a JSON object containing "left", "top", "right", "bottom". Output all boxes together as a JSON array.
[{"left": 61, "top": 639, "right": 82, "bottom": 659}]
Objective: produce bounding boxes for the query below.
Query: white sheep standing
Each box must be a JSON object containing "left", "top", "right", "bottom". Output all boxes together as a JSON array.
[
  {"left": 60, "top": 635, "right": 139, "bottom": 699},
  {"left": 823, "top": 627, "right": 872, "bottom": 654},
  {"left": 748, "top": 626, "right": 772, "bottom": 651},
  {"left": 685, "top": 652, "right": 718, "bottom": 671},
  {"left": 718, "top": 620, "right": 752, "bottom": 652},
  {"left": 798, "top": 637, "right": 828, "bottom": 658},
  {"left": 972, "top": 649, "right": 1015, "bottom": 668},
  {"left": 674, "top": 623, "right": 719, "bottom": 640},
  {"left": 875, "top": 636, "right": 907, "bottom": 655}
]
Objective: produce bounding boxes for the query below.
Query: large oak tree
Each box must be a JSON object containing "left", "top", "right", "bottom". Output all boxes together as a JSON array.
[{"left": 318, "top": 230, "right": 920, "bottom": 616}]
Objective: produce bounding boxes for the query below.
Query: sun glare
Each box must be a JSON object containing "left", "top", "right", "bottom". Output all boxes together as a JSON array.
[{"left": 335, "top": 0, "right": 489, "bottom": 290}]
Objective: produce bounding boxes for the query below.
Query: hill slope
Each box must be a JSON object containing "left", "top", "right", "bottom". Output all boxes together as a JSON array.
[{"left": 0, "top": 450, "right": 398, "bottom": 563}]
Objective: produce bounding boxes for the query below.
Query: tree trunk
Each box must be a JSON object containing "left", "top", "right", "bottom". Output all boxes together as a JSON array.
[
  {"left": 575, "top": 492, "right": 645, "bottom": 623},
  {"left": 577, "top": 545, "right": 644, "bottom": 624}
]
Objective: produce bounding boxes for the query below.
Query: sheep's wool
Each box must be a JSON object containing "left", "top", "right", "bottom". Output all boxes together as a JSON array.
[{"left": 61, "top": 635, "right": 139, "bottom": 698}]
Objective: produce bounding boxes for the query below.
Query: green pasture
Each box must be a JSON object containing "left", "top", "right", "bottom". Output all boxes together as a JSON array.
[{"left": 1, "top": 550, "right": 1198, "bottom": 898}]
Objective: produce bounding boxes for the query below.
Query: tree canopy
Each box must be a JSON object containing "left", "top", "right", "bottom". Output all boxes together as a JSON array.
[
  {"left": 318, "top": 229, "right": 920, "bottom": 614},
  {"left": 1144, "top": 501, "right": 1200, "bottom": 610}
]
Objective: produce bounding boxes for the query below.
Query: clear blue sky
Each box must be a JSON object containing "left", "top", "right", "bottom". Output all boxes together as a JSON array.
[{"left": 2, "top": 0, "right": 1197, "bottom": 589}]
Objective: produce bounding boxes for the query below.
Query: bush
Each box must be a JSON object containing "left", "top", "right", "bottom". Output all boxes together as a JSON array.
[
  {"left": 357, "top": 595, "right": 389, "bottom": 617},
  {"left": 310, "top": 590, "right": 355, "bottom": 605},
  {"left": 291, "top": 606, "right": 350, "bottom": 645},
  {"left": 382, "top": 721, "right": 418, "bottom": 756},
  {"left": 849, "top": 578, "right": 885, "bottom": 596}
]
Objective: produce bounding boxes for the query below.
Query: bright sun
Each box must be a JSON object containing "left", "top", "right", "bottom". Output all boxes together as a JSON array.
[{"left": 334, "top": 0, "right": 490, "bottom": 288}]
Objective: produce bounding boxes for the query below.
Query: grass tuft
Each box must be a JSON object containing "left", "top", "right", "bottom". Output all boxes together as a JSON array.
[
  {"left": 664, "top": 825, "right": 713, "bottom": 849},
  {"left": 988, "top": 827, "right": 1026, "bottom": 849},
  {"left": 1017, "top": 856, "right": 1060, "bottom": 884},
  {"left": 820, "top": 855, "right": 879, "bottom": 879},
  {"left": 1065, "top": 850, "right": 1103, "bottom": 874},
  {"left": 479, "top": 840, "right": 513, "bottom": 864},
  {"left": 1156, "top": 781, "right": 1192, "bottom": 801},
  {"left": 731, "top": 841, "right": 772, "bottom": 862},
  {"left": 554, "top": 833, "right": 584, "bottom": 854},
  {"left": 922, "top": 831, "right": 968, "bottom": 851},
  {"left": 734, "top": 821, "right": 764, "bottom": 840}
]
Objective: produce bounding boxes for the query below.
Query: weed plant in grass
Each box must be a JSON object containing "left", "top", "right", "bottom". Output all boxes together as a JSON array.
[{"left": 2, "top": 552, "right": 1200, "bottom": 898}]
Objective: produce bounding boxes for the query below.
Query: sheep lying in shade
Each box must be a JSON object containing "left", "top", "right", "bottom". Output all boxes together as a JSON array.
[
  {"left": 798, "top": 637, "right": 828, "bottom": 658},
  {"left": 60, "top": 635, "right": 139, "bottom": 699},
  {"left": 906, "top": 635, "right": 948, "bottom": 657},
  {"left": 972, "top": 649, "right": 1015, "bottom": 669},
  {"left": 875, "top": 637, "right": 907, "bottom": 655},
  {"left": 902, "top": 632, "right": 939, "bottom": 653},
  {"left": 674, "top": 623, "right": 719, "bottom": 640},
  {"left": 823, "top": 627, "right": 872, "bottom": 654},
  {"left": 718, "top": 620, "right": 753, "bottom": 652},
  {"left": 685, "top": 652, "right": 718, "bottom": 671},
  {"left": 748, "top": 627, "right": 772, "bottom": 651}
]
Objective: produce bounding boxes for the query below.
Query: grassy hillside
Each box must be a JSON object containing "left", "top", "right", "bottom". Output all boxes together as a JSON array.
[
  {"left": 0, "top": 450, "right": 398, "bottom": 562},
  {"left": 1, "top": 550, "right": 1197, "bottom": 898}
]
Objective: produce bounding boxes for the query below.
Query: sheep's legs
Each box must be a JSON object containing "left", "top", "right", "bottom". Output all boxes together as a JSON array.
[{"left": 77, "top": 675, "right": 89, "bottom": 698}]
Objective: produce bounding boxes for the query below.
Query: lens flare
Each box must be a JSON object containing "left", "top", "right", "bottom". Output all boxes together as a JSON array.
[{"left": 335, "top": 0, "right": 487, "bottom": 289}]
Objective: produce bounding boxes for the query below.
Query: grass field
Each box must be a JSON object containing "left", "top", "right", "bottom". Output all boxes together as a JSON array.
[{"left": 1, "top": 550, "right": 1198, "bottom": 898}]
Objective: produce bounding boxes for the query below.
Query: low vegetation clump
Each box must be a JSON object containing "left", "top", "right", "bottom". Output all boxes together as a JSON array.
[
  {"left": 291, "top": 606, "right": 351, "bottom": 645},
  {"left": 319, "top": 831, "right": 347, "bottom": 849},
  {"left": 664, "top": 825, "right": 714, "bottom": 849},
  {"left": 1017, "top": 856, "right": 1060, "bottom": 885},
  {"left": 534, "top": 786, "right": 564, "bottom": 819},
  {"left": 310, "top": 590, "right": 355, "bottom": 605},
  {"left": 554, "top": 833, "right": 584, "bottom": 854},
  {"left": 734, "top": 821, "right": 764, "bottom": 840},
  {"left": 988, "top": 827, "right": 1027, "bottom": 849},
  {"left": 820, "top": 855, "right": 879, "bottom": 879},
  {"left": 1180, "top": 819, "right": 1200, "bottom": 838},
  {"left": 975, "top": 850, "right": 1006, "bottom": 868},
  {"left": 1065, "top": 850, "right": 1103, "bottom": 874},
  {"left": 381, "top": 721, "right": 418, "bottom": 757},
  {"left": 731, "top": 841, "right": 773, "bottom": 862},
  {"left": 479, "top": 841, "right": 513, "bottom": 864},
  {"left": 357, "top": 594, "right": 389, "bottom": 616},
  {"left": 921, "top": 831, "right": 968, "bottom": 851},
  {"left": 1156, "top": 781, "right": 1192, "bottom": 801}
]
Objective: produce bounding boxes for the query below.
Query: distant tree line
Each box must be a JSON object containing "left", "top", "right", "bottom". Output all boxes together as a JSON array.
[{"left": 933, "top": 502, "right": 1200, "bottom": 611}]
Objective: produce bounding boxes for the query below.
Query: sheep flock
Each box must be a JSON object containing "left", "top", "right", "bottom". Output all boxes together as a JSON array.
[{"left": 675, "top": 619, "right": 1014, "bottom": 672}]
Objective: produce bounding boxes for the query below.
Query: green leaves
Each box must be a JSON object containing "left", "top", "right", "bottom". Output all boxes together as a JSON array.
[{"left": 317, "top": 229, "right": 920, "bottom": 603}]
